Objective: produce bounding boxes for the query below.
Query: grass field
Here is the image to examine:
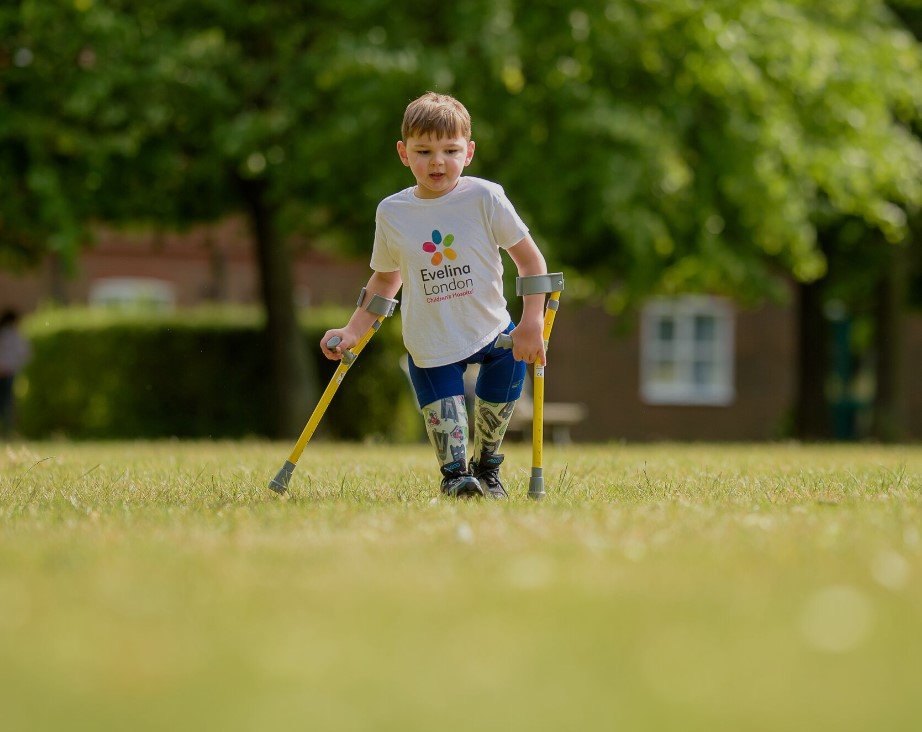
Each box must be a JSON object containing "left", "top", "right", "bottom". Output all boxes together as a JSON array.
[{"left": 1, "top": 440, "right": 920, "bottom": 731}]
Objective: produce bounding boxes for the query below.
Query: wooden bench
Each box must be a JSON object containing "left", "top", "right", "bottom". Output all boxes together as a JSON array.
[
  {"left": 399, "top": 356, "right": 587, "bottom": 444},
  {"left": 502, "top": 374, "right": 588, "bottom": 444}
]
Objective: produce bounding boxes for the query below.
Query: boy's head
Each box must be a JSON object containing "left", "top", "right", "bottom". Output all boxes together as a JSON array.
[{"left": 401, "top": 92, "right": 471, "bottom": 142}]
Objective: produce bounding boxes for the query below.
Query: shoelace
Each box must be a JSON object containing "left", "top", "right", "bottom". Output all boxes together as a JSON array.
[{"left": 478, "top": 468, "right": 504, "bottom": 494}]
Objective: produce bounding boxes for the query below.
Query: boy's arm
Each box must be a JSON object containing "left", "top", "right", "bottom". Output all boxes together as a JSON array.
[
  {"left": 321, "top": 270, "right": 402, "bottom": 360},
  {"left": 505, "top": 236, "right": 548, "bottom": 365}
]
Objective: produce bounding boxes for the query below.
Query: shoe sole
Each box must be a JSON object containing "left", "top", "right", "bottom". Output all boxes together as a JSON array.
[
  {"left": 444, "top": 479, "right": 484, "bottom": 499},
  {"left": 452, "top": 485, "right": 485, "bottom": 498}
]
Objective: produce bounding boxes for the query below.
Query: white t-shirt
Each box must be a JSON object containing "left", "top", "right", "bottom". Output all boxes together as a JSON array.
[{"left": 371, "top": 176, "right": 529, "bottom": 367}]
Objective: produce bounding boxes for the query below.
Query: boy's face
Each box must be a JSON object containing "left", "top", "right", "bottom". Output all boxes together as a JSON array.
[{"left": 396, "top": 132, "right": 475, "bottom": 199}]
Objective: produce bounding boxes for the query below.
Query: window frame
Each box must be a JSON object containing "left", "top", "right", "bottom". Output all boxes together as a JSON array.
[{"left": 640, "top": 296, "right": 735, "bottom": 406}]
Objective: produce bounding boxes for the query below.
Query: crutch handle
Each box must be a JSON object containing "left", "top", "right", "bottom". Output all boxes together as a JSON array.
[
  {"left": 496, "top": 333, "right": 552, "bottom": 353},
  {"left": 324, "top": 335, "right": 357, "bottom": 364}
]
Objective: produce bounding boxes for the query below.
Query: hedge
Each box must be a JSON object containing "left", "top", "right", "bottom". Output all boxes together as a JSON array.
[{"left": 17, "top": 307, "right": 421, "bottom": 441}]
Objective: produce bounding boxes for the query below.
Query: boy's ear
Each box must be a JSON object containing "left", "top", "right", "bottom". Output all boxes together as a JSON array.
[
  {"left": 465, "top": 140, "right": 476, "bottom": 166},
  {"left": 396, "top": 140, "right": 410, "bottom": 167}
]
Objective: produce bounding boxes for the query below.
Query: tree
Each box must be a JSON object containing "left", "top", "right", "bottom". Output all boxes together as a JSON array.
[
  {"left": 2, "top": 1, "right": 399, "bottom": 435},
  {"left": 453, "top": 1, "right": 922, "bottom": 439},
  {"left": 870, "top": 0, "right": 922, "bottom": 440},
  {"left": 2, "top": 0, "right": 520, "bottom": 435},
  {"left": 0, "top": 2, "right": 97, "bottom": 274},
  {"left": 4, "top": 1, "right": 921, "bottom": 440}
]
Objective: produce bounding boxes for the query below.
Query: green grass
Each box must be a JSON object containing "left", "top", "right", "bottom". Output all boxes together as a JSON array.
[{"left": 1, "top": 441, "right": 920, "bottom": 731}]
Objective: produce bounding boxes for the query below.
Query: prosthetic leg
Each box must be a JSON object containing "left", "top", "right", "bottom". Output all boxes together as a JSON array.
[
  {"left": 496, "top": 272, "right": 565, "bottom": 500},
  {"left": 268, "top": 293, "right": 398, "bottom": 494}
]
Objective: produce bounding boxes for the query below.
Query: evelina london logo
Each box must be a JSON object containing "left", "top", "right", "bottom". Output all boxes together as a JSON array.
[
  {"left": 420, "top": 227, "right": 473, "bottom": 303},
  {"left": 422, "top": 229, "right": 457, "bottom": 265}
]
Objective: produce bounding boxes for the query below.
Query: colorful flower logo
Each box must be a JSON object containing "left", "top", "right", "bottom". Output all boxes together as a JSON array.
[{"left": 422, "top": 229, "right": 456, "bottom": 265}]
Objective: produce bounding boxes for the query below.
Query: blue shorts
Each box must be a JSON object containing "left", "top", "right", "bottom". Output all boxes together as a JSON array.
[{"left": 407, "top": 323, "right": 527, "bottom": 408}]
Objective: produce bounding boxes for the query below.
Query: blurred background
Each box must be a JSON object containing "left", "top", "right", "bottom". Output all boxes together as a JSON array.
[{"left": 1, "top": 0, "right": 921, "bottom": 443}]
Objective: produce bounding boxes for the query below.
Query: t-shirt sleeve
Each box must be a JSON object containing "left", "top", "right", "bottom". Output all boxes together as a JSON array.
[
  {"left": 369, "top": 204, "right": 400, "bottom": 272},
  {"left": 489, "top": 186, "right": 530, "bottom": 250}
]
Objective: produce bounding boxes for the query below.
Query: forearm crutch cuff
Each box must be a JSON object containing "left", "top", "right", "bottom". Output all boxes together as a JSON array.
[
  {"left": 356, "top": 286, "right": 398, "bottom": 317},
  {"left": 365, "top": 294, "right": 398, "bottom": 317},
  {"left": 515, "top": 272, "right": 565, "bottom": 296}
]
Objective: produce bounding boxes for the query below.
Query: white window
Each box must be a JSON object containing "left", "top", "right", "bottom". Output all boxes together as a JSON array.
[
  {"left": 88, "top": 278, "right": 176, "bottom": 311},
  {"left": 640, "top": 296, "right": 735, "bottom": 406}
]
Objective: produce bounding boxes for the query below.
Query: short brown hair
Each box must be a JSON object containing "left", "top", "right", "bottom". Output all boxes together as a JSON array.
[{"left": 401, "top": 92, "right": 471, "bottom": 141}]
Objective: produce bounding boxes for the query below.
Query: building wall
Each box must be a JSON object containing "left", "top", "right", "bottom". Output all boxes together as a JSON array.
[
  {"left": 0, "top": 217, "right": 369, "bottom": 311},
  {"left": 545, "top": 302, "right": 796, "bottom": 441}
]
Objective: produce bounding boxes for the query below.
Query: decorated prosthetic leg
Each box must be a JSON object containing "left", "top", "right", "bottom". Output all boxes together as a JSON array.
[
  {"left": 469, "top": 397, "right": 517, "bottom": 499},
  {"left": 422, "top": 396, "right": 483, "bottom": 498}
]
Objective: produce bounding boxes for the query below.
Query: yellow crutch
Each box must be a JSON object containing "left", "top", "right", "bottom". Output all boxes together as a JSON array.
[
  {"left": 496, "top": 272, "right": 565, "bottom": 499},
  {"left": 268, "top": 293, "right": 398, "bottom": 494}
]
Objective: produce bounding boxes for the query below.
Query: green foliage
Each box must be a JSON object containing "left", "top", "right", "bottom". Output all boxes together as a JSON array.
[
  {"left": 2, "top": 0, "right": 921, "bottom": 309},
  {"left": 464, "top": 1, "right": 922, "bottom": 309},
  {"left": 17, "top": 308, "right": 417, "bottom": 441}
]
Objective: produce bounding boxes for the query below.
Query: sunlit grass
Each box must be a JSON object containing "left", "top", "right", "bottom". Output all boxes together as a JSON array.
[{"left": 1, "top": 441, "right": 920, "bottom": 731}]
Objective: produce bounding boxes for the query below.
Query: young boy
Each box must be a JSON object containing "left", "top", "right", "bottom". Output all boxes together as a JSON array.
[{"left": 321, "top": 92, "right": 548, "bottom": 499}]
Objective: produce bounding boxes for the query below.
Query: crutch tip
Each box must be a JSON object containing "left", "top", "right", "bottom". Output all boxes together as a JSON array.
[
  {"left": 527, "top": 474, "right": 545, "bottom": 500},
  {"left": 268, "top": 461, "right": 296, "bottom": 494}
]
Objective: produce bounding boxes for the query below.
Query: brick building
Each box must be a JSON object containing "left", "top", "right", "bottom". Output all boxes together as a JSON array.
[{"left": 2, "top": 218, "right": 916, "bottom": 441}]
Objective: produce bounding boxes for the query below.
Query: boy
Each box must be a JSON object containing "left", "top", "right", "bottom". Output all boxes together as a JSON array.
[{"left": 321, "top": 92, "right": 547, "bottom": 499}]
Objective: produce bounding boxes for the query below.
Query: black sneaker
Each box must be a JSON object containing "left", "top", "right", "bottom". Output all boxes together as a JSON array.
[
  {"left": 440, "top": 460, "right": 484, "bottom": 498},
  {"left": 470, "top": 454, "right": 508, "bottom": 499}
]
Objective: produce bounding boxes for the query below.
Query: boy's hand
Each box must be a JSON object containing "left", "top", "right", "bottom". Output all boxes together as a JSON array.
[
  {"left": 509, "top": 318, "right": 546, "bottom": 365},
  {"left": 320, "top": 328, "right": 359, "bottom": 360}
]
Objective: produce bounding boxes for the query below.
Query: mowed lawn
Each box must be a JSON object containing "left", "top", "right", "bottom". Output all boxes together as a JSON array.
[{"left": 1, "top": 441, "right": 920, "bottom": 731}]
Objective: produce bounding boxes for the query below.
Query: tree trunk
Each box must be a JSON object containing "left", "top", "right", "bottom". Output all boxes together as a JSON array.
[
  {"left": 871, "top": 245, "right": 907, "bottom": 441},
  {"left": 238, "top": 177, "right": 315, "bottom": 437},
  {"left": 795, "top": 278, "right": 831, "bottom": 440}
]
